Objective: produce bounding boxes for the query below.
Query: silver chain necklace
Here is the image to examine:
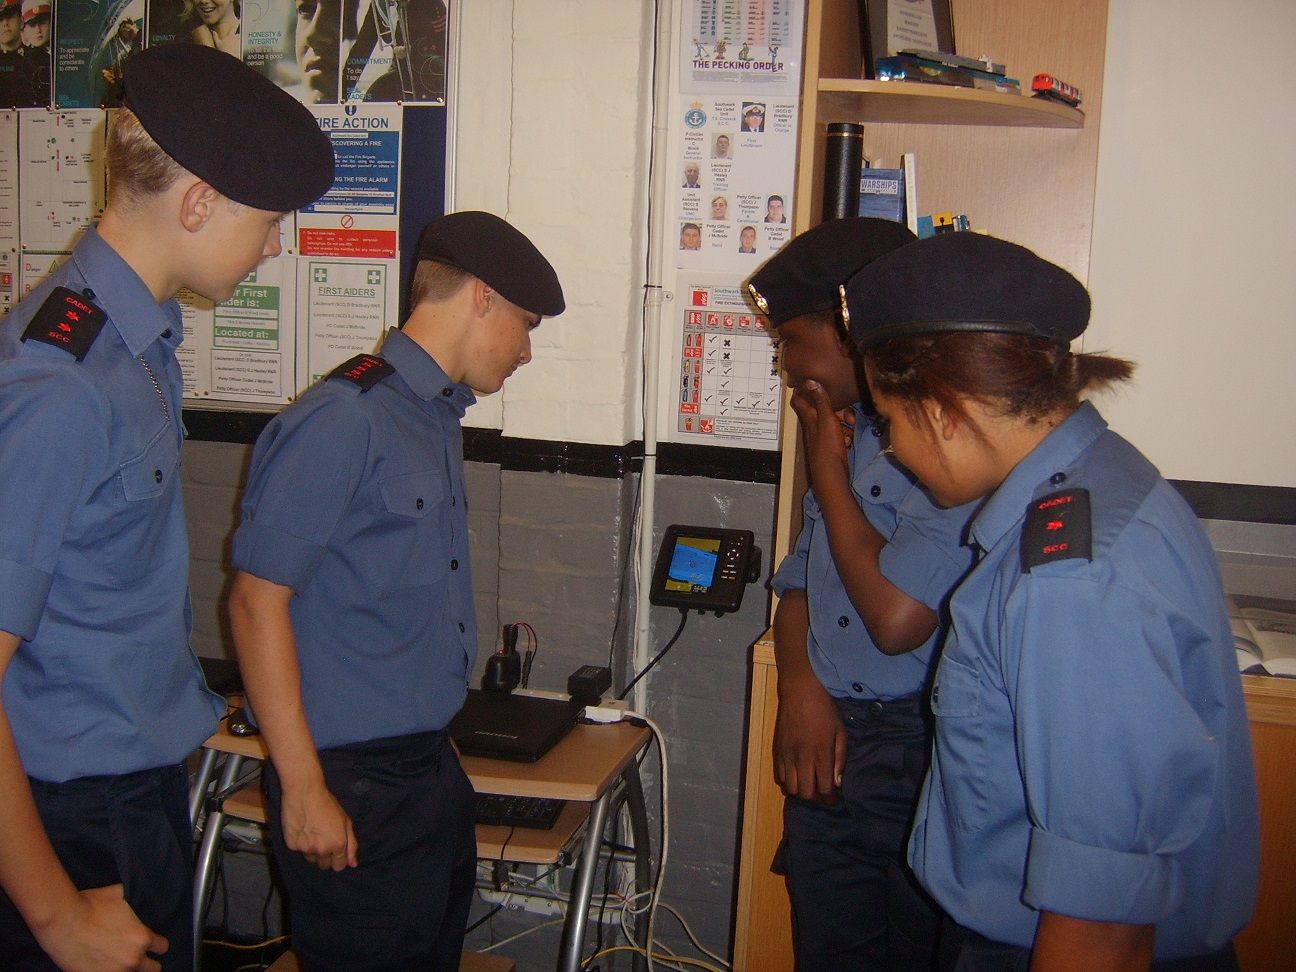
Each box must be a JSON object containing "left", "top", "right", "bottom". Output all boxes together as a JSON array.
[{"left": 137, "top": 354, "right": 171, "bottom": 422}]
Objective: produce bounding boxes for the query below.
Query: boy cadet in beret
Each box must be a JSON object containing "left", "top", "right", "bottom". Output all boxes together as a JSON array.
[
  {"left": 752, "top": 218, "right": 976, "bottom": 970},
  {"left": 844, "top": 233, "right": 1258, "bottom": 969},
  {"left": 228, "top": 211, "right": 564, "bottom": 970},
  {"left": 0, "top": 44, "right": 333, "bottom": 972}
]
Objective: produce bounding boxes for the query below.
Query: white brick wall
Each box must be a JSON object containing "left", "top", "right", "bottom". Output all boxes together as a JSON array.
[{"left": 453, "top": 1, "right": 654, "bottom": 446}]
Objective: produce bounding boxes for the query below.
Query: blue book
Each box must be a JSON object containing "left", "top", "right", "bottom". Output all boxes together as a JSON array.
[{"left": 858, "top": 168, "right": 905, "bottom": 223}]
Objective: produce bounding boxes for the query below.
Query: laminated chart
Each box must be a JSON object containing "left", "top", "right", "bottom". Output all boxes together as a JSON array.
[{"left": 675, "top": 280, "right": 780, "bottom": 448}]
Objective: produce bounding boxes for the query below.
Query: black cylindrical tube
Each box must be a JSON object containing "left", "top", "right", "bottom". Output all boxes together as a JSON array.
[{"left": 822, "top": 122, "right": 864, "bottom": 221}]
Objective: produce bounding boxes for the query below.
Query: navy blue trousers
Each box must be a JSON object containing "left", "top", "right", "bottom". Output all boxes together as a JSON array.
[
  {"left": 265, "top": 729, "right": 476, "bottom": 972},
  {"left": 775, "top": 694, "right": 941, "bottom": 972},
  {"left": 0, "top": 763, "right": 194, "bottom": 971}
]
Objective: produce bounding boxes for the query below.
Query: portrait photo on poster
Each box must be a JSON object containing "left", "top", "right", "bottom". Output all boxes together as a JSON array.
[{"left": 239, "top": 0, "right": 446, "bottom": 106}]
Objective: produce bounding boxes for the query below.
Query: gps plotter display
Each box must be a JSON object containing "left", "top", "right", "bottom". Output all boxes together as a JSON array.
[{"left": 649, "top": 525, "right": 760, "bottom": 614}]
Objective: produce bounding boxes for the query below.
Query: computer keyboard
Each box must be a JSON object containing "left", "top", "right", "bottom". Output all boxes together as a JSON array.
[{"left": 473, "top": 792, "right": 565, "bottom": 830}]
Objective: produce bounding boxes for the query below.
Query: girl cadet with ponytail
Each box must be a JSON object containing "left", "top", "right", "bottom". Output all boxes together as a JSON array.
[{"left": 843, "top": 232, "right": 1259, "bottom": 972}]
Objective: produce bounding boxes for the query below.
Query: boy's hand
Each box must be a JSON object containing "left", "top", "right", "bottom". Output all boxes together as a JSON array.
[
  {"left": 39, "top": 883, "right": 167, "bottom": 972},
  {"left": 791, "top": 380, "right": 852, "bottom": 490},
  {"left": 774, "top": 672, "right": 846, "bottom": 805},
  {"left": 281, "top": 779, "right": 359, "bottom": 871}
]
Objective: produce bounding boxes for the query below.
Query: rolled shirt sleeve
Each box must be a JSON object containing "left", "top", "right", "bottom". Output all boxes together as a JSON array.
[{"left": 770, "top": 488, "right": 817, "bottom": 597}]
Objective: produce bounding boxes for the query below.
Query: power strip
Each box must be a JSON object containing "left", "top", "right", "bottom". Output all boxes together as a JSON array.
[
  {"left": 477, "top": 887, "right": 624, "bottom": 923},
  {"left": 583, "top": 699, "right": 630, "bottom": 723}
]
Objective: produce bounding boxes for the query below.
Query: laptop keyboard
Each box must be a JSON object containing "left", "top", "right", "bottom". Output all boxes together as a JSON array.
[{"left": 473, "top": 792, "right": 565, "bottom": 830}]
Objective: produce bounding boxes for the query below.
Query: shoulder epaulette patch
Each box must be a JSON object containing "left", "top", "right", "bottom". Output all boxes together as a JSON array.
[
  {"left": 1021, "top": 488, "right": 1093, "bottom": 572},
  {"left": 21, "top": 287, "right": 108, "bottom": 361},
  {"left": 327, "top": 353, "right": 393, "bottom": 392}
]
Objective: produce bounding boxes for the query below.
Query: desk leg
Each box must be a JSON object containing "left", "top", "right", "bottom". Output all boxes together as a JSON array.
[
  {"left": 189, "top": 748, "right": 219, "bottom": 828},
  {"left": 558, "top": 790, "right": 612, "bottom": 972},
  {"left": 624, "top": 765, "right": 650, "bottom": 972},
  {"left": 192, "top": 753, "right": 244, "bottom": 972}
]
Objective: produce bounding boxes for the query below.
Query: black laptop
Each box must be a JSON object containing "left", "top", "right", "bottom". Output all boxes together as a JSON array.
[{"left": 449, "top": 689, "right": 583, "bottom": 762}]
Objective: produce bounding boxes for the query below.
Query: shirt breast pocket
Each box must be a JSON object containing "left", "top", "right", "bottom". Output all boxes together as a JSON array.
[
  {"left": 931, "top": 654, "right": 990, "bottom": 833},
  {"left": 108, "top": 425, "right": 183, "bottom": 583},
  {"left": 378, "top": 471, "right": 448, "bottom": 590},
  {"left": 119, "top": 425, "right": 179, "bottom": 502}
]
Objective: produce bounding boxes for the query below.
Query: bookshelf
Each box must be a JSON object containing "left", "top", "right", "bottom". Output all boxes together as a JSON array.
[
  {"left": 734, "top": 1, "right": 1108, "bottom": 967},
  {"left": 818, "top": 79, "right": 1085, "bottom": 128}
]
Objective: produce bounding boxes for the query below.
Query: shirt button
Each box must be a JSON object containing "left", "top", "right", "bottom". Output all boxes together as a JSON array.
[
  {"left": 416, "top": 498, "right": 424, "bottom": 510},
  {"left": 161, "top": 329, "right": 172, "bottom": 339},
  {"left": 450, "top": 559, "right": 458, "bottom": 570},
  {"left": 153, "top": 469, "right": 163, "bottom": 483},
  {"left": 868, "top": 701, "right": 884, "bottom": 716},
  {"left": 871, "top": 425, "right": 882, "bottom": 437},
  {"left": 852, "top": 682, "right": 864, "bottom": 693},
  {"left": 458, "top": 622, "right": 465, "bottom": 633},
  {"left": 870, "top": 484, "right": 881, "bottom": 497},
  {"left": 837, "top": 616, "right": 849, "bottom": 628},
  {"left": 441, "top": 387, "right": 453, "bottom": 397},
  {"left": 1050, "top": 472, "right": 1067, "bottom": 485}
]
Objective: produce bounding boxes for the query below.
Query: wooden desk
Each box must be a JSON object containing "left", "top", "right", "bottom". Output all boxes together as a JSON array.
[
  {"left": 1235, "top": 675, "right": 1296, "bottom": 972},
  {"left": 465, "top": 721, "right": 653, "bottom": 972},
  {"left": 191, "top": 717, "right": 652, "bottom": 972}
]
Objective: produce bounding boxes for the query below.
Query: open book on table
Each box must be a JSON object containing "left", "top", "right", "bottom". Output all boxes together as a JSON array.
[{"left": 1228, "top": 594, "right": 1296, "bottom": 678}]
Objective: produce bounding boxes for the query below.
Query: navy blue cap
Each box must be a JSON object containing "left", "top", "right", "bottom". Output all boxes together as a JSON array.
[
  {"left": 122, "top": 44, "right": 334, "bottom": 213},
  {"left": 845, "top": 232, "right": 1090, "bottom": 350},
  {"left": 746, "top": 218, "right": 916, "bottom": 326},
  {"left": 416, "top": 211, "right": 565, "bottom": 317}
]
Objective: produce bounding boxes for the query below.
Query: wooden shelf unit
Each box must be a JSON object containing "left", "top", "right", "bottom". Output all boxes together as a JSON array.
[{"left": 736, "top": 2, "right": 1109, "bottom": 968}]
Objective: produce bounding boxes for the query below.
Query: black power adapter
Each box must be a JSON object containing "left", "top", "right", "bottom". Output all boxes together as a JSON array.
[
  {"left": 567, "top": 664, "right": 612, "bottom": 705},
  {"left": 482, "top": 624, "right": 522, "bottom": 693}
]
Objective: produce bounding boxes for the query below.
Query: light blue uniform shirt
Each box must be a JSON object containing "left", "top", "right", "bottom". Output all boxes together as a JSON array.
[
  {"left": 771, "top": 406, "right": 976, "bottom": 700},
  {"left": 0, "top": 228, "right": 223, "bottom": 782},
  {"left": 909, "top": 403, "right": 1259, "bottom": 959},
  {"left": 233, "top": 328, "right": 478, "bottom": 750}
]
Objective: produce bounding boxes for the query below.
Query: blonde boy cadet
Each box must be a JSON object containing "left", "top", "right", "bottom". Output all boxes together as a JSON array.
[
  {"left": 228, "top": 211, "right": 564, "bottom": 971},
  {"left": 0, "top": 44, "right": 332, "bottom": 972}
]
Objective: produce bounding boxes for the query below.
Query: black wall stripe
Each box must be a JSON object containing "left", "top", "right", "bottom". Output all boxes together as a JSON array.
[
  {"left": 182, "top": 410, "right": 1295, "bottom": 514},
  {"left": 1170, "top": 481, "right": 1296, "bottom": 525}
]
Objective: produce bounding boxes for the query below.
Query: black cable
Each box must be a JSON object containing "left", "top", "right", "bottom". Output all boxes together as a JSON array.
[
  {"left": 616, "top": 609, "right": 688, "bottom": 700},
  {"left": 466, "top": 901, "right": 505, "bottom": 935},
  {"left": 607, "top": 469, "right": 644, "bottom": 671},
  {"left": 591, "top": 801, "right": 622, "bottom": 963}
]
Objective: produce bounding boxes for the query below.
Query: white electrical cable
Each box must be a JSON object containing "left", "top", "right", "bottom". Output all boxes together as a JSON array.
[{"left": 622, "top": 711, "right": 668, "bottom": 972}]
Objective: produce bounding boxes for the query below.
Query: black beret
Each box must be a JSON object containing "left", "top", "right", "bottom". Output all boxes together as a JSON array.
[
  {"left": 122, "top": 45, "right": 334, "bottom": 213},
  {"left": 844, "top": 232, "right": 1090, "bottom": 350},
  {"left": 416, "top": 211, "right": 565, "bottom": 317},
  {"left": 746, "top": 217, "right": 915, "bottom": 326}
]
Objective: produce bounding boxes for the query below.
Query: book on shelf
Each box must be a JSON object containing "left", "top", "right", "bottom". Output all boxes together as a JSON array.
[
  {"left": 857, "top": 153, "right": 918, "bottom": 233},
  {"left": 858, "top": 165, "right": 904, "bottom": 223},
  {"left": 1229, "top": 594, "right": 1296, "bottom": 678},
  {"left": 876, "top": 54, "right": 1022, "bottom": 95},
  {"left": 901, "top": 152, "right": 917, "bottom": 236}
]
